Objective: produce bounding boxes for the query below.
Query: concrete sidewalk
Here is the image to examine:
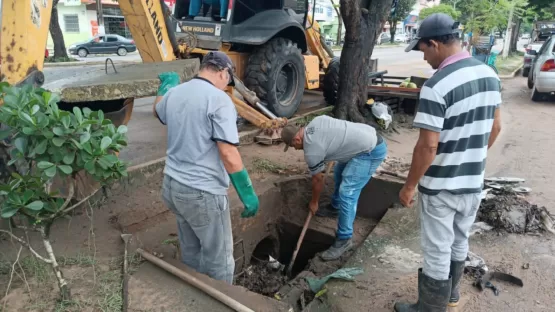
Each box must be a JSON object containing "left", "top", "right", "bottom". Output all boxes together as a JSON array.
[{"left": 324, "top": 203, "right": 476, "bottom": 312}]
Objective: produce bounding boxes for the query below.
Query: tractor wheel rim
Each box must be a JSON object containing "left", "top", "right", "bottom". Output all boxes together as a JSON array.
[{"left": 276, "top": 62, "right": 298, "bottom": 107}]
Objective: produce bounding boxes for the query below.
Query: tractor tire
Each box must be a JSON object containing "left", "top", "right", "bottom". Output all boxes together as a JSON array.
[
  {"left": 323, "top": 57, "right": 340, "bottom": 106},
  {"left": 245, "top": 38, "right": 305, "bottom": 118}
]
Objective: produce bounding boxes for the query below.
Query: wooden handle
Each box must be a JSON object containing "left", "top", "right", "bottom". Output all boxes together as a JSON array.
[
  {"left": 137, "top": 248, "right": 255, "bottom": 312},
  {"left": 286, "top": 212, "right": 313, "bottom": 276}
]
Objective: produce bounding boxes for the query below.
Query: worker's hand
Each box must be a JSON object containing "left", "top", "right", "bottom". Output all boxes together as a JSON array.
[
  {"left": 399, "top": 185, "right": 416, "bottom": 208},
  {"left": 308, "top": 200, "right": 318, "bottom": 215},
  {"left": 157, "top": 72, "right": 180, "bottom": 96},
  {"left": 229, "top": 168, "right": 259, "bottom": 218}
]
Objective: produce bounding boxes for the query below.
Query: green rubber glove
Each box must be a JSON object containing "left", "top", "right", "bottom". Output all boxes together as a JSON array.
[
  {"left": 157, "top": 72, "right": 180, "bottom": 96},
  {"left": 229, "top": 168, "right": 259, "bottom": 218}
]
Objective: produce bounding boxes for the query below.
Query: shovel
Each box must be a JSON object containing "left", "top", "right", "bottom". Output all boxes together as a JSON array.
[{"left": 285, "top": 161, "right": 335, "bottom": 277}]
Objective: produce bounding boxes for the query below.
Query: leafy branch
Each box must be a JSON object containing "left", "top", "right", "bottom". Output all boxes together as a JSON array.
[{"left": 0, "top": 83, "right": 129, "bottom": 300}]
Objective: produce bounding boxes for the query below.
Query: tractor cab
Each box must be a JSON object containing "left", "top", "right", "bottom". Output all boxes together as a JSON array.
[{"left": 172, "top": 0, "right": 310, "bottom": 52}]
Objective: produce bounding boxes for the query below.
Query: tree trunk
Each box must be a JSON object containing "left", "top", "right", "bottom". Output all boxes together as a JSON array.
[
  {"left": 510, "top": 19, "right": 521, "bottom": 53},
  {"left": 333, "top": 0, "right": 394, "bottom": 125},
  {"left": 41, "top": 223, "right": 71, "bottom": 300},
  {"left": 49, "top": 0, "right": 68, "bottom": 59},
  {"left": 389, "top": 19, "right": 397, "bottom": 43}
]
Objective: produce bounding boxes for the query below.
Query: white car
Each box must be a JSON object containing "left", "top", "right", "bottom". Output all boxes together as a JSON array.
[
  {"left": 528, "top": 35, "right": 555, "bottom": 101},
  {"left": 394, "top": 34, "right": 407, "bottom": 43}
]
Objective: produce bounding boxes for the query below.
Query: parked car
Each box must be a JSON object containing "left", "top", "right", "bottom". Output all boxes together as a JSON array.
[
  {"left": 377, "top": 32, "right": 391, "bottom": 45},
  {"left": 68, "top": 34, "right": 136, "bottom": 57},
  {"left": 523, "top": 42, "right": 544, "bottom": 77},
  {"left": 394, "top": 33, "right": 408, "bottom": 43},
  {"left": 527, "top": 35, "right": 555, "bottom": 101},
  {"left": 45, "top": 49, "right": 49, "bottom": 58}
]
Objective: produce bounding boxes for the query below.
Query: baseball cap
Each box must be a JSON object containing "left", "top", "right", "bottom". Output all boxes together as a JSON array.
[
  {"left": 405, "top": 13, "right": 460, "bottom": 52},
  {"left": 281, "top": 124, "right": 301, "bottom": 152},
  {"left": 202, "top": 51, "right": 235, "bottom": 86}
]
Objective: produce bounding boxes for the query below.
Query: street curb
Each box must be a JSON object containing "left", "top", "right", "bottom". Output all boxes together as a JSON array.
[
  {"left": 44, "top": 60, "right": 142, "bottom": 67},
  {"left": 499, "top": 63, "right": 523, "bottom": 79}
]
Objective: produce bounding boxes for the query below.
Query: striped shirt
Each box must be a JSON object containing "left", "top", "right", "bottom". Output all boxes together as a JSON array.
[{"left": 414, "top": 57, "right": 502, "bottom": 195}]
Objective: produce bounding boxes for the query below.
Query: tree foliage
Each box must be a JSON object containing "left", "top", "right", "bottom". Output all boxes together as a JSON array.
[
  {"left": 419, "top": 4, "right": 461, "bottom": 20},
  {"left": 0, "top": 84, "right": 128, "bottom": 299},
  {"left": 388, "top": 0, "right": 416, "bottom": 42}
]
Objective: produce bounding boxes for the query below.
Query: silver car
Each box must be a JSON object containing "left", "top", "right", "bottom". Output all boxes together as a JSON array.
[
  {"left": 523, "top": 42, "right": 544, "bottom": 77},
  {"left": 527, "top": 35, "right": 555, "bottom": 101}
]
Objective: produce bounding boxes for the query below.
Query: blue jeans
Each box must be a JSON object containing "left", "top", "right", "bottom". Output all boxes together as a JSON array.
[
  {"left": 189, "top": 0, "right": 228, "bottom": 18},
  {"left": 331, "top": 141, "right": 388, "bottom": 240}
]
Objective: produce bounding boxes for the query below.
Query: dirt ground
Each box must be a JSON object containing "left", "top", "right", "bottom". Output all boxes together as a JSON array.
[{"left": 1, "top": 76, "right": 555, "bottom": 311}]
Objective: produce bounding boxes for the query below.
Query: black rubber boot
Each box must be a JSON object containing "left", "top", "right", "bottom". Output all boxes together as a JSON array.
[
  {"left": 448, "top": 260, "right": 465, "bottom": 307},
  {"left": 394, "top": 269, "right": 452, "bottom": 312}
]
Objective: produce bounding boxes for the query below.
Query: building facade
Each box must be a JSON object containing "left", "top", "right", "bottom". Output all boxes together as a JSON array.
[{"left": 47, "top": 0, "right": 176, "bottom": 50}]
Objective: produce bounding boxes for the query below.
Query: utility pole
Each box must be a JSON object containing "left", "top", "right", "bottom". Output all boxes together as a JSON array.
[
  {"left": 502, "top": 2, "right": 514, "bottom": 59},
  {"left": 96, "top": 0, "right": 105, "bottom": 35}
]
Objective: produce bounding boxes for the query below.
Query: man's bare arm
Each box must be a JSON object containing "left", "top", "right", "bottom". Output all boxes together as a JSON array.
[
  {"left": 217, "top": 141, "right": 244, "bottom": 173},
  {"left": 310, "top": 173, "right": 325, "bottom": 204},
  {"left": 488, "top": 108, "right": 502, "bottom": 149},
  {"left": 405, "top": 129, "right": 440, "bottom": 190},
  {"left": 153, "top": 96, "right": 164, "bottom": 118}
]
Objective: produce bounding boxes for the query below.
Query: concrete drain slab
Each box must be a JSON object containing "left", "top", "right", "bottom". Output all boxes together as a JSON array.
[{"left": 128, "top": 260, "right": 293, "bottom": 312}]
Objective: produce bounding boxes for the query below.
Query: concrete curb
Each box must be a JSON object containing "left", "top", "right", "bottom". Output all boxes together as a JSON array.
[
  {"left": 499, "top": 63, "right": 523, "bottom": 79},
  {"left": 44, "top": 60, "right": 142, "bottom": 67}
]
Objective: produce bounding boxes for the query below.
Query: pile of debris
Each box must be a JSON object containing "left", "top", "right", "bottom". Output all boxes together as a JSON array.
[
  {"left": 235, "top": 256, "right": 288, "bottom": 297},
  {"left": 477, "top": 177, "right": 554, "bottom": 234}
]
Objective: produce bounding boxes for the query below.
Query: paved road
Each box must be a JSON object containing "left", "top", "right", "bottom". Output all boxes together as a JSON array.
[{"left": 43, "top": 46, "right": 425, "bottom": 85}]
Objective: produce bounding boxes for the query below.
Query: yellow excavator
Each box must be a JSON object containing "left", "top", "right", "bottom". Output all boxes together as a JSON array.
[{"left": 1, "top": 0, "right": 341, "bottom": 129}]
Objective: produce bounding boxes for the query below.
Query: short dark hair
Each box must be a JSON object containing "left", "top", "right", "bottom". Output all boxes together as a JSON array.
[
  {"left": 421, "top": 33, "right": 460, "bottom": 46},
  {"left": 200, "top": 62, "right": 223, "bottom": 72}
]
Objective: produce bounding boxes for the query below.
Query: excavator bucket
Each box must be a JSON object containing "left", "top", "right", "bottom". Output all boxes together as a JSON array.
[{"left": 0, "top": 0, "right": 54, "bottom": 86}]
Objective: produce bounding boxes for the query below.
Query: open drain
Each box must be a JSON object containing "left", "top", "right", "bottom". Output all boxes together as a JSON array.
[{"left": 235, "top": 221, "right": 336, "bottom": 296}]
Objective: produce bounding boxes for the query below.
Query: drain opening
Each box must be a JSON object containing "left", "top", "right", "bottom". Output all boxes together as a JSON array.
[{"left": 236, "top": 221, "right": 335, "bottom": 297}]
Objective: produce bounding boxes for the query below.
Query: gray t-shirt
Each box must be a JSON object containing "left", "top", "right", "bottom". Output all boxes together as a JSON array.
[
  {"left": 304, "top": 116, "right": 378, "bottom": 175},
  {"left": 155, "top": 77, "right": 238, "bottom": 195}
]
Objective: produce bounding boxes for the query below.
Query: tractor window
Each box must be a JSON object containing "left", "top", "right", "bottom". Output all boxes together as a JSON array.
[{"left": 232, "top": 0, "right": 283, "bottom": 24}]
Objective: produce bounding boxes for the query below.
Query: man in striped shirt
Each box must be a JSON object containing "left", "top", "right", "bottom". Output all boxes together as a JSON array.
[{"left": 394, "top": 13, "right": 502, "bottom": 312}]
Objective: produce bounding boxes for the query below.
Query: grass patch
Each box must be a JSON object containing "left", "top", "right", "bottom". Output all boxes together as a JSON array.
[
  {"left": 45, "top": 56, "right": 78, "bottom": 63},
  {"left": 58, "top": 254, "right": 97, "bottom": 267},
  {"left": 252, "top": 158, "right": 290, "bottom": 174},
  {"left": 495, "top": 53, "right": 523, "bottom": 75},
  {"left": 294, "top": 107, "right": 333, "bottom": 127},
  {"left": 96, "top": 270, "right": 123, "bottom": 311},
  {"left": 20, "top": 256, "right": 51, "bottom": 284}
]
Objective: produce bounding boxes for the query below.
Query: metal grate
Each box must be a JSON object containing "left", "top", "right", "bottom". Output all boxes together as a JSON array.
[{"left": 63, "top": 14, "right": 80, "bottom": 33}]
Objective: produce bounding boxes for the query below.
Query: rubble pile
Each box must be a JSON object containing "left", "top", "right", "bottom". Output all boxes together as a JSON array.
[{"left": 477, "top": 189, "right": 552, "bottom": 234}]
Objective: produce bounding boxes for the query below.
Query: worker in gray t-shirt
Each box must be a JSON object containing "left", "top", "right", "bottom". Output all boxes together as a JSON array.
[
  {"left": 281, "top": 115, "right": 387, "bottom": 261},
  {"left": 153, "top": 52, "right": 259, "bottom": 284}
]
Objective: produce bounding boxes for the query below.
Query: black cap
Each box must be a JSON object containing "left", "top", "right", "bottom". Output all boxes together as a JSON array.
[
  {"left": 405, "top": 13, "right": 460, "bottom": 52},
  {"left": 202, "top": 51, "right": 235, "bottom": 86}
]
